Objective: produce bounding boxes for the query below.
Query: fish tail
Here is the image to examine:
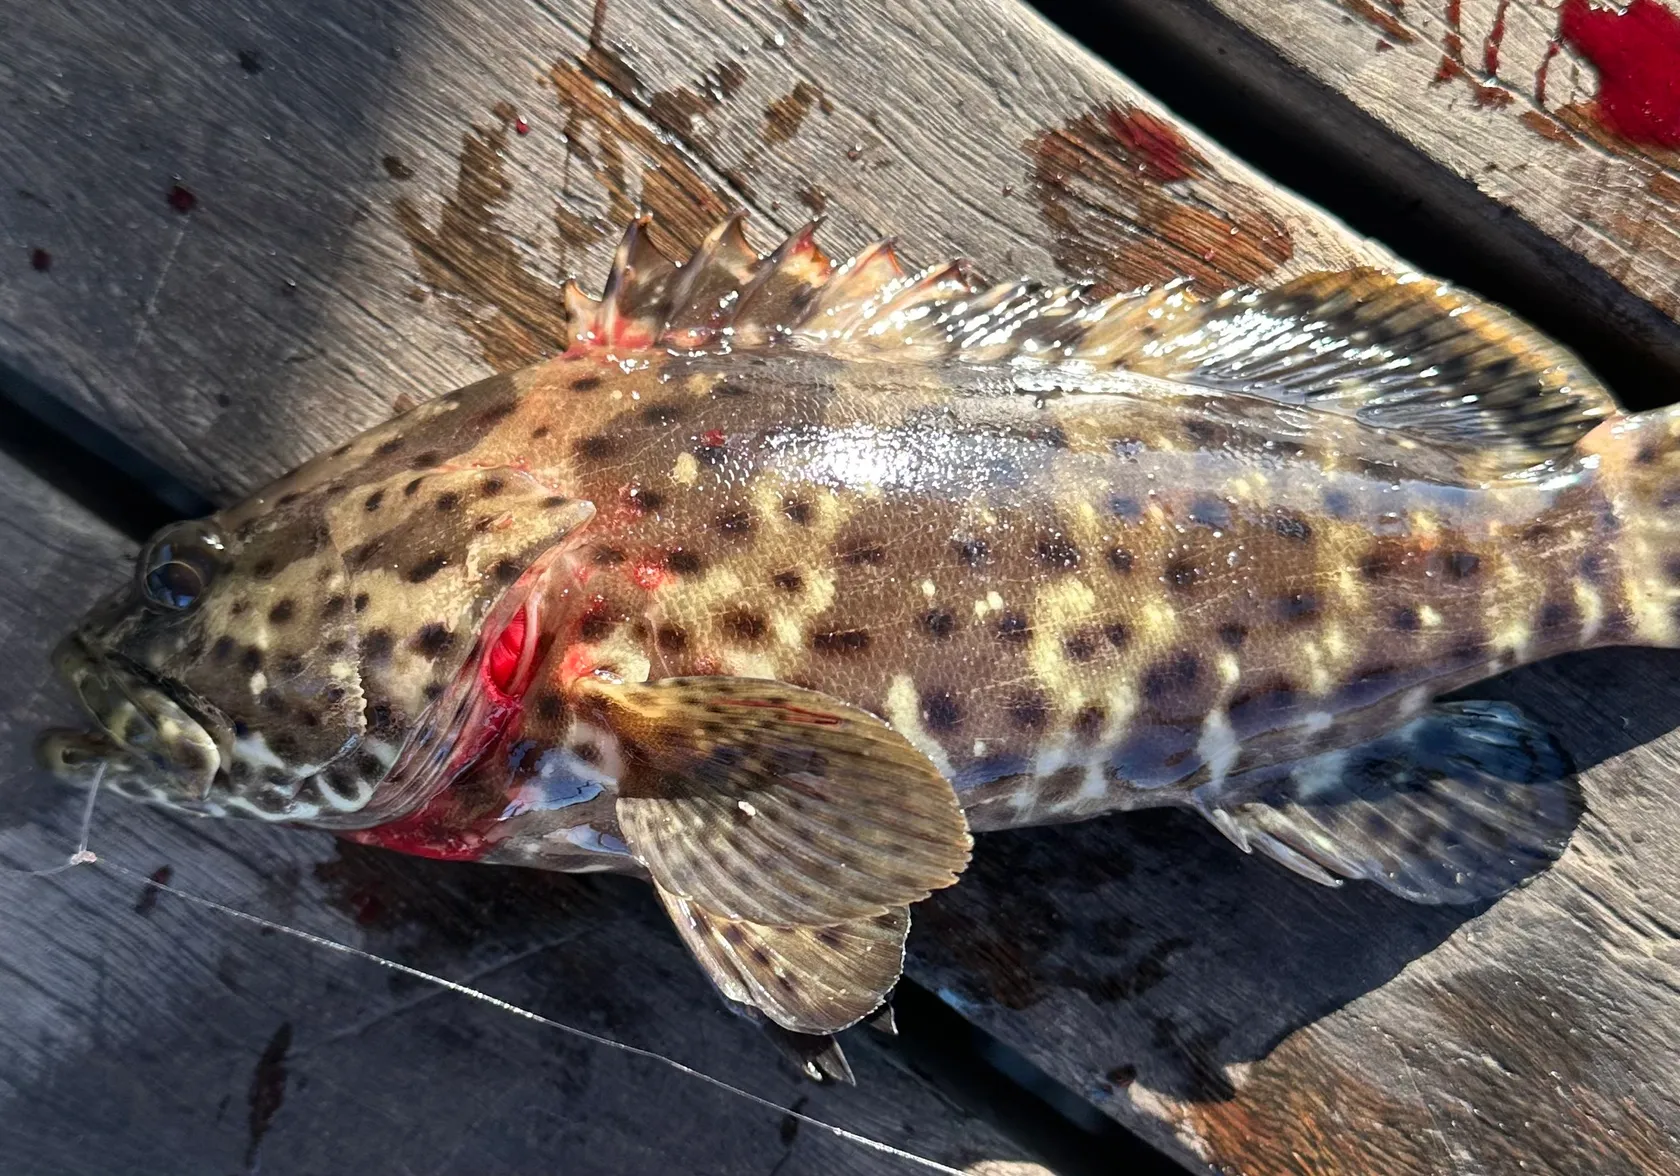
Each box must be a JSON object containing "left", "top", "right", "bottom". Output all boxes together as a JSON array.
[{"left": 1580, "top": 403, "right": 1680, "bottom": 647}]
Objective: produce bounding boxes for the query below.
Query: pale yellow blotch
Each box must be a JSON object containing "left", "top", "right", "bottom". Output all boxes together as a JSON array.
[
  {"left": 1197, "top": 710, "right": 1240, "bottom": 790},
  {"left": 1574, "top": 579, "right": 1604, "bottom": 644},
  {"left": 1139, "top": 600, "right": 1178, "bottom": 638},
  {"left": 670, "top": 452, "right": 700, "bottom": 486},
  {"left": 884, "top": 673, "right": 955, "bottom": 778},
  {"left": 921, "top": 579, "right": 937, "bottom": 599},
  {"left": 1399, "top": 685, "right": 1432, "bottom": 717},
  {"left": 1304, "top": 644, "right": 1332, "bottom": 695},
  {"left": 1419, "top": 605, "right": 1443, "bottom": 628},
  {"left": 1218, "top": 654, "right": 1241, "bottom": 686}
]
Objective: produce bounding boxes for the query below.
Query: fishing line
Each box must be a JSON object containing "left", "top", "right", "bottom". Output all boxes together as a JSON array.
[{"left": 3, "top": 784, "right": 968, "bottom": 1176}]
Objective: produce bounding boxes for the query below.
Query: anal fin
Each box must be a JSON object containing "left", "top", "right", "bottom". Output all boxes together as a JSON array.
[{"left": 1197, "top": 701, "right": 1580, "bottom": 904}]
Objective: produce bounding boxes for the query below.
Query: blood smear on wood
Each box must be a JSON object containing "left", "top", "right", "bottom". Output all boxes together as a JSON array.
[{"left": 1560, "top": 0, "right": 1680, "bottom": 148}]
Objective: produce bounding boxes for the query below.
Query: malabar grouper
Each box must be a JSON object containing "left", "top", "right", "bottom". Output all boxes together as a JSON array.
[{"left": 40, "top": 215, "right": 1676, "bottom": 1071}]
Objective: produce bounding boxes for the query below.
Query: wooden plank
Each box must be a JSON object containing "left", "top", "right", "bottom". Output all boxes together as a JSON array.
[
  {"left": 0, "top": 455, "right": 1047, "bottom": 1173},
  {"left": 6, "top": 1, "right": 1680, "bottom": 1174},
  {"left": 0, "top": 0, "right": 1388, "bottom": 500},
  {"left": 1068, "top": 0, "right": 1680, "bottom": 395}
]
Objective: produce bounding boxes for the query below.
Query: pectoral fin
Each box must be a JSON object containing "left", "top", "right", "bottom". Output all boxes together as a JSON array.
[
  {"left": 577, "top": 676, "right": 972, "bottom": 927},
  {"left": 659, "top": 884, "right": 909, "bottom": 1036},
  {"left": 1197, "top": 701, "right": 1580, "bottom": 904}
]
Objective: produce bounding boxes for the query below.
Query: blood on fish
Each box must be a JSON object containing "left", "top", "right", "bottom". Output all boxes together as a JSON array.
[
  {"left": 630, "top": 558, "right": 669, "bottom": 591},
  {"left": 700, "top": 429, "right": 726, "bottom": 447},
  {"left": 515, "top": 116, "right": 530, "bottom": 135},
  {"left": 167, "top": 183, "right": 197, "bottom": 213},
  {"left": 486, "top": 606, "right": 528, "bottom": 695},
  {"left": 1560, "top": 0, "right": 1680, "bottom": 148}
]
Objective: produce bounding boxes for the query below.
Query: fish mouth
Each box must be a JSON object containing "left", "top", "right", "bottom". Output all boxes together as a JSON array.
[{"left": 41, "top": 632, "right": 232, "bottom": 806}]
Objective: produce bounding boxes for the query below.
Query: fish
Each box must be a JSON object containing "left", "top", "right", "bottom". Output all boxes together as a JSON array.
[{"left": 39, "top": 213, "right": 1672, "bottom": 1072}]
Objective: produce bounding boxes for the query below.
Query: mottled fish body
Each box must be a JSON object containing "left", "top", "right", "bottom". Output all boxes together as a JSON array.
[{"left": 42, "top": 216, "right": 1680, "bottom": 1053}]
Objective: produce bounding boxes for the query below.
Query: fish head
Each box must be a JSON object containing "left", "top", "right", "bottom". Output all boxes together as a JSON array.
[{"left": 41, "top": 434, "right": 595, "bottom": 827}]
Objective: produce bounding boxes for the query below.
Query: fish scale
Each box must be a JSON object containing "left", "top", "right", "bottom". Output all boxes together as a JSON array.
[{"left": 38, "top": 213, "right": 1676, "bottom": 1065}]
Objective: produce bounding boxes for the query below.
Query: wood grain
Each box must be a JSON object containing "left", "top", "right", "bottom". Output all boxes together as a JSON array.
[
  {"left": 1088, "top": 0, "right": 1680, "bottom": 387},
  {"left": 4, "top": 0, "right": 1680, "bottom": 1174},
  {"left": 0, "top": 455, "right": 1047, "bottom": 1174}
]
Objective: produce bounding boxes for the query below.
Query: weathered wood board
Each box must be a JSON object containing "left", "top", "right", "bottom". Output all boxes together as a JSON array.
[
  {"left": 1073, "top": 0, "right": 1680, "bottom": 396},
  {"left": 0, "top": 456, "right": 1049, "bottom": 1173},
  {"left": 4, "top": 0, "right": 1680, "bottom": 1174}
]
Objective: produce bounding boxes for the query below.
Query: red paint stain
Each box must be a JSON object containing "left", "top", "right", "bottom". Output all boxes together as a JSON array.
[
  {"left": 1560, "top": 0, "right": 1680, "bottom": 148},
  {"left": 1484, "top": 0, "right": 1511, "bottom": 74},
  {"left": 1103, "top": 107, "right": 1202, "bottom": 183},
  {"left": 29, "top": 248, "right": 50, "bottom": 271},
  {"left": 167, "top": 183, "right": 196, "bottom": 213},
  {"left": 514, "top": 115, "right": 530, "bottom": 135},
  {"left": 1535, "top": 37, "right": 1564, "bottom": 105},
  {"left": 1436, "top": 0, "right": 1465, "bottom": 81}
]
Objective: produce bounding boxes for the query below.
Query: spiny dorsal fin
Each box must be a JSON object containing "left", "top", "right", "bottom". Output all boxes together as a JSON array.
[{"left": 565, "top": 217, "right": 1617, "bottom": 473}]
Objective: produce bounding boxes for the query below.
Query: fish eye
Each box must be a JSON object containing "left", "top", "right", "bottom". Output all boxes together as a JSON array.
[{"left": 138, "top": 521, "right": 226, "bottom": 612}]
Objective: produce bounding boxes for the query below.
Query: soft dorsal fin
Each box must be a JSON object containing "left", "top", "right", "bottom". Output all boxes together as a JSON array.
[{"left": 563, "top": 216, "right": 1617, "bottom": 472}]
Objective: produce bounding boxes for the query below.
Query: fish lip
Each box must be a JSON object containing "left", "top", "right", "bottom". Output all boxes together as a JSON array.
[{"left": 51, "top": 631, "right": 232, "bottom": 802}]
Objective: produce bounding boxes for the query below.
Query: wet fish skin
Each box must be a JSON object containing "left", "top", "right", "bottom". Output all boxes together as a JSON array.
[{"left": 40, "top": 215, "right": 1672, "bottom": 1040}]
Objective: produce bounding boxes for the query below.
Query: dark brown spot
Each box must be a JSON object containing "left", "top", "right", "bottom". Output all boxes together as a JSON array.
[
  {"left": 666, "top": 549, "right": 704, "bottom": 576},
  {"left": 1073, "top": 704, "right": 1107, "bottom": 742},
  {"left": 534, "top": 692, "right": 564, "bottom": 721},
  {"left": 530, "top": 425, "right": 551, "bottom": 440},
  {"left": 375, "top": 437, "right": 404, "bottom": 456},
  {"left": 403, "top": 477, "right": 424, "bottom": 497},
  {"left": 712, "top": 380, "right": 750, "bottom": 398},
  {"left": 475, "top": 401, "right": 517, "bottom": 428},
  {"left": 590, "top": 546, "right": 626, "bottom": 568},
  {"left": 409, "top": 450, "right": 443, "bottom": 470},
  {"left": 1217, "top": 622, "right": 1247, "bottom": 649},
  {"left": 267, "top": 599, "right": 296, "bottom": 624},
  {"left": 1104, "top": 622, "right": 1130, "bottom": 649},
  {"left": 953, "top": 537, "right": 990, "bottom": 567},
  {"left": 1036, "top": 534, "right": 1082, "bottom": 570},
  {"left": 321, "top": 594, "right": 347, "bottom": 620},
  {"left": 412, "top": 622, "right": 454, "bottom": 659},
  {"left": 1443, "top": 551, "right": 1481, "bottom": 580},
  {"left": 1277, "top": 592, "right": 1319, "bottom": 623},
  {"left": 481, "top": 475, "right": 507, "bottom": 497},
  {"left": 1539, "top": 600, "right": 1575, "bottom": 630},
  {"left": 629, "top": 487, "right": 666, "bottom": 513},
  {"left": 1062, "top": 629, "right": 1099, "bottom": 662},
  {"left": 422, "top": 682, "right": 445, "bottom": 701},
  {"left": 772, "top": 570, "right": 804, "bottom": 593},
  {"left": 1107, "top": 547, "right": 1134, "bottom": 574},
  {"left": 643, "top": 402, "right": 681, "bottom": 426},
  {"left": 995, "top": 611, "right": 1032, "bottom": 643},
  {"left": 723, "top": 609, "right": 768, "bottom": 642},
  {"left": 715, "top": 509, "right": 753, "bottom": 535},
  {"left": 363, "top": 490, "right": 384, "bottom": 512},
  {"left": 353, "top": 593, "right": 370, "bottom": 612},
  {"left": 363, "top": 630, "right": 394, "bottom": 662},
  {"left": 212, "top": 635, "right": 236, "bottom": 662},
  {"left": 656, "top": 625, "right": 689, "bottom": 653},
  {"left": 921, "top": 689, "right": 964, "bottom": 732},
  {"left": 407, "top": 552, "right": 449, "bottom": 583},
  {"left": 1359, "top": 546, "right": 1403, "bottom": 580},
  {"left": 1188, "top": 496, "right": 1231, "bottom": 529},
  {"left": 1143, "top": 652, "right": 1201, "bottom": 702},
  {"left": 1108, "top": 494, "right": 1142, "bottom": 520},
  {"left": 490, "top": 557, "right": 523, "bottom": 584},
  {"left": 1164, "top": 558, "right": 1200, "bottom": 591},
  {"left": 1005, "top": 688, "right": 1050, "bottom": 730},
  {"left": 812, "top": 629, "right": 871, "bottom": 655},
  {"left": 1273, "top": 513, "right": 1313, "bottom": 541},
  {"left": 573, "top": 742, "right": 601, "bottom": 764},
  {"left": 251, "top": 557, "right": 278, "bottom": 580},
  {"left": 1392, "top": 606, "right": 1420, "bottom": 632},
  {"left": 572, "top": 375, "right": 602, "bottom": 392},
  {"left": 921, "top": 609, "right": 957, "bottom": 640},
  {"left": 783, "top": 497, "right": 812, "bottom": 525},
  {"left": 574, "top": 435, "right": 618, "bottom": 461},
  {"left": 541, "top": 495, "right": 570, "bottom": 509},
  {"left": 434, "top": 491, "right": 462, "bottom": 513},
  {"left": 240, "top": 647, "right": 264, "bottom": 674}
]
